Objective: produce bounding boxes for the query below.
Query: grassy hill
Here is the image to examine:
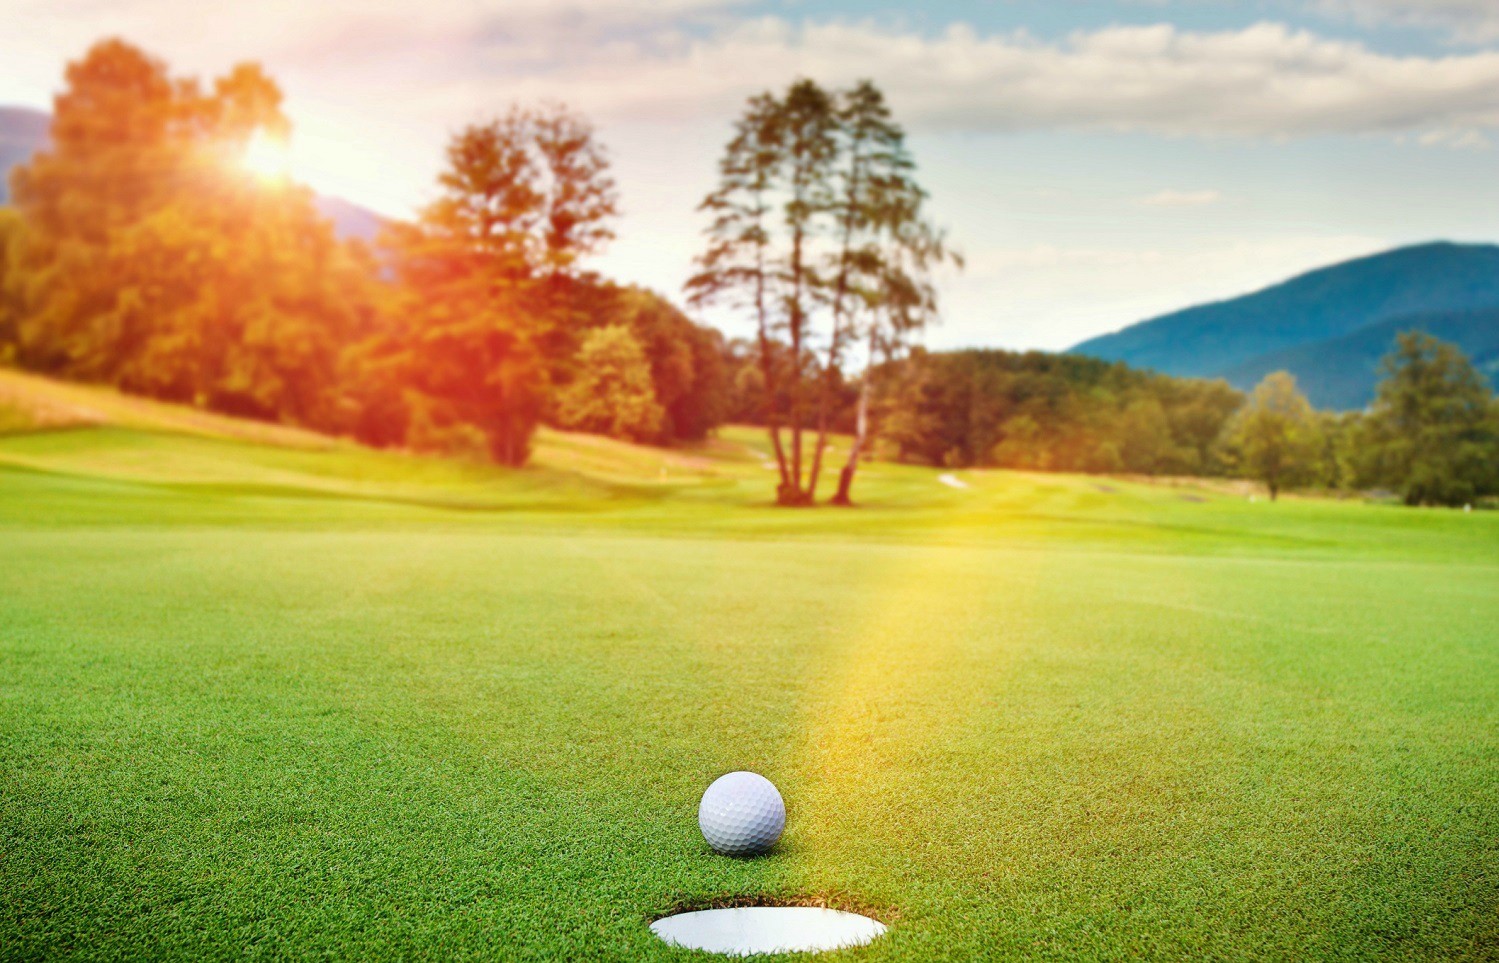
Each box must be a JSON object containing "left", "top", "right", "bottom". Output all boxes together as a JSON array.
[
  {"left": 2, "top": 365, "right": 1487, "bottom": 554},
  {"left": 0, "top": 367, "right": 747, "bottom": 516},
  {"left": 2, "top": 370, "right": 1496, "bottom": 960},
  {"left": 1071, "top": 242, "right": 1499, "bottom": 407}
]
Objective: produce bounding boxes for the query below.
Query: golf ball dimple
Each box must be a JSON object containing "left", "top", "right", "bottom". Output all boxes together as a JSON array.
[{"left": 698, "top": 771, "right": 786, "bottom": 856}]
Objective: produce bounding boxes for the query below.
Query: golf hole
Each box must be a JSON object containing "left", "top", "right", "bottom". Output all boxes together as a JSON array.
[{"left": 650, "top": 905, "right": 887, "bottom": 955}]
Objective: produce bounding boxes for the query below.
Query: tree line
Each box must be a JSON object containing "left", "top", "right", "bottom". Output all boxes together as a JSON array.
[
  {"left": 1, "top": 40, "right": 1492, "bottom": 509},
  {"left": 1223, "top": 333, "right": 1499, "bottom": 506},
  {"left": 861, "top": 332, "right": 1499, "bottom": 506}
]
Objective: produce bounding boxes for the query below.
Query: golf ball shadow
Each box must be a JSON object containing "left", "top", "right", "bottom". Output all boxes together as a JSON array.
[{"left": 698, "top": 771, "right": 785, "bottom": 857}]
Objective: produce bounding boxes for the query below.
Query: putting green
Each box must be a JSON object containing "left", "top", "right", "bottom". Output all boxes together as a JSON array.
[{"left": 1, "top": 379, "right": 1495, "bottom": 959}]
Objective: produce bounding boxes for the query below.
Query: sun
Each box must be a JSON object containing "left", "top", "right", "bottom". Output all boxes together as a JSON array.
[{"left": 240, "top": 131, "right": 292, "bottom": 181}]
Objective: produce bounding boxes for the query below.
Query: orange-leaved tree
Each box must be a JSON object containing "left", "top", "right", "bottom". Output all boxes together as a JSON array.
[
  {"left": 371, "top": 107, "right": 617, "bottom": 465},
  {"left": 5, "top": 39, "right": 369, "bottom": 427}
]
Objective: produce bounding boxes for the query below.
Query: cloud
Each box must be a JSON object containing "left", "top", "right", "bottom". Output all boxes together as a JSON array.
[
  {"left": 477, "top": 19, "right": 1499, "bottom": 147},
  {"left": 1415, "top": 127, "right": 1490, "bottom": 148},
  {"left": 14, "top": 8, "right": 1499, "bottom": 149},
  {"left": 1311, "top": 0, "right": 1499, "bottom": 44},
  {"left": 1137, "top": 189, "right": 1223, "bottom": 207}
]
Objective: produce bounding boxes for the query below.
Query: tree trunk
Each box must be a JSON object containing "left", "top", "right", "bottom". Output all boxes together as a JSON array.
[
  {"left": 787, "top": 229, "right": 806, "bottom": 503},
  {"left": 814, "top": 138, "right": 864, "bottom": 506},
  {"left": 757, "top": 336, "right": 790, "bottom": 493},
  {"left": 807, "top": 331, "right": 839, "bottom": 503},
  {"left": 830, "top": 374, "right": 870, "bottom": 506},
  {"left": 750, "top": 192, "right": 791, "bottom": 496}
]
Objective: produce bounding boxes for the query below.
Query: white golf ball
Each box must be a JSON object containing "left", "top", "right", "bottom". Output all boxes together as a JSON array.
[{"left": 698, "top": 771, "right": 786, "bottom": 856}]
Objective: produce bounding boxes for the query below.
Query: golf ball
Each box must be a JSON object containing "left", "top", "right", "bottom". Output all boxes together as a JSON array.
[{"left": 698, "top": 771, "right": 786, "bottom": 856}]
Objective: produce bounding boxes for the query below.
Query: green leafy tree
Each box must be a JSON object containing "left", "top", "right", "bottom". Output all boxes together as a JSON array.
[
  {"left": 1353, "top": 332, "right": 1498, "bottom": 506},
  {"left": 866, "top": 349, "right": 1242, "bottom": 478},
  {"left": 1158, "top": 377, "right": 1243, "bottom": 475},
  {"left": 555, "top": 325, "right": 663, "bottom": 442},
  {"left": 591, "top": 286, "right": 729, "bottom": 442},
  {"left": 1219, "top": 371, "right": 1324, "bottom": 500},
  {"left": 1316, "top": 410, "right": 1362, "bottom": 491},
  {"left": 1119, "top": 396, "right": 1178, "bottom": 473}
]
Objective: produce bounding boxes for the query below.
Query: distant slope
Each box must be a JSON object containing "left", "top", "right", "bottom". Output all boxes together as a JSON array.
[
  {"left": 0, "top": 106, "right": 49, "bottom": 202},
  {"left": 1071, "top": 242, "right": 1499, "bottom": 383},
  {"left": 0, "top": 364, "right": 336, "bottom": 448},
  {"left": 0, "top": 104, "right": 383, "bottom": 242},
  {"left": 1222, "top": 307, "right": 1499, "bottom": 410},
  {"left": 312, "top": 195, "right": 385, "bottom": 244},
  {"left": 0, "top": 366, "right": 731, "bottom": 503}
]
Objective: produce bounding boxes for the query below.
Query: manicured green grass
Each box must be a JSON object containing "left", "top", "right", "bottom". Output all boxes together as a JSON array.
[{"left": 2, "top": 378, "right": 1496, "bottom": 960}]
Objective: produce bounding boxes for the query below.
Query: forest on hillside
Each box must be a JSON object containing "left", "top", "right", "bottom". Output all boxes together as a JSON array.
[{"left": 1, "top": 40, "right": 1496, "bottom": 507}]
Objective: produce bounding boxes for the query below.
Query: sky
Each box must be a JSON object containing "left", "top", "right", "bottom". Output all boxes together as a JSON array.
[{"left": 5, "top": 0, "right": 1499, "bottom": 350}]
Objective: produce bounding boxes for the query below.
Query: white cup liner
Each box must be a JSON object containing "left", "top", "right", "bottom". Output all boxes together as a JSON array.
[{"left": 650, "top": 906, "right": 887, "bottom": 955}]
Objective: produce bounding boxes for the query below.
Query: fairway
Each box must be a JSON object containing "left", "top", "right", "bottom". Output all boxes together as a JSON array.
[{"left": 2, "top": 380, "right": 1497, "bottom": 960}]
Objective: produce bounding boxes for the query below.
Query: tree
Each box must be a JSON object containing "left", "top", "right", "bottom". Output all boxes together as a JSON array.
[
  {"left": 375, "top": 105, "right": 617, "bottom": 465},
  {"left": 590, "top": 286, "right": 730, "bottom": 442},
  {"left": 1118, "top": 396, "right": 1178, "bottom": 473},
  {"left": 555, "top": 325, "right": 664, "bottom": 442},
  {"left": 1353, "top": 332, "right": 1498, "bottom": 506},
  {"left": 828, "top": 83, "right": 956, "bottom": 505},
  {"left": 9, "top": 39, "right": 202, "bottom": 375},
  {"left": 1158, "top": 376, "right": 1243, "bottom": 475},
  {"left": 0, "top": 210, "right": 22, "bottom": 364},
  {"left": 689, "top": 91, "right": 798, "bottom": 500},
  {"left": 689, "top": 78, "right": 951, "bottom": 505},
  {"left": 1219, "top": 371, "right": 1324, "bottom": 500},
  {"left": 867, "top": 349, "right": 1242, "bottom": 477},
  {"left": 1316, "top": 410, "right": 1362, "bottom": 492},
  {"left": 5, "top": 40, "right": 367, "bottom": 428},
  {"left": 773, "top": 80, "right": 839, "bottom": 504}
]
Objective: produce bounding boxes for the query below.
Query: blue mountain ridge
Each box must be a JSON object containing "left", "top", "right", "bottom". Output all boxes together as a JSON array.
[{"left": 1071, "top": 241, "right": 1499, "bottom": 409}]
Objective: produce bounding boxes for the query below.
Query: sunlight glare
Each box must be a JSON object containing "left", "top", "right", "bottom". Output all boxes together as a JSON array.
[{"left": 241, "top": 131, "right": 292, "bottom": 181}]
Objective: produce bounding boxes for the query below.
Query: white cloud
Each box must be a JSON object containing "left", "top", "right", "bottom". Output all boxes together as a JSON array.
[
  {"left": 471, "top": 19, "right": 1499, "bottom": 147},
  {"left": 1137, "top": 189, "right": 1223, "bottom": 207},
  {"left": 21, "top": 7, "right": 1499, "bottom": 145},
  {"left": 1312, "top": 0, "right": 1499, "bottom": 44},
  {"left": 1415, "top": 127, "right": 1490, "bottom": 148}
]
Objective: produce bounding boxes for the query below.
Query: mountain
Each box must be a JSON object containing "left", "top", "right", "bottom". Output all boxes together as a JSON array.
[
  {"left": 1222, "top": 307, "right": 1499, "bottom": 409},
  {"left": 1071, "top": 242, "right": 1499, "bottom": 403},
  {"left": 0, "top": 104, "right": 383, "bottom": 243},
  {"left": 311, "top": 195, "right": 385, "bottom": 244},
  {"left": 0, "top": 106, "right": 50, "bottom": 203}
]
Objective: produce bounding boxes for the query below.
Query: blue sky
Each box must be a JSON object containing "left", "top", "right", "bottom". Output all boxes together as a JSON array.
[{"left": 5, "top": 0, "right": 1499, "bottom": 349}]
